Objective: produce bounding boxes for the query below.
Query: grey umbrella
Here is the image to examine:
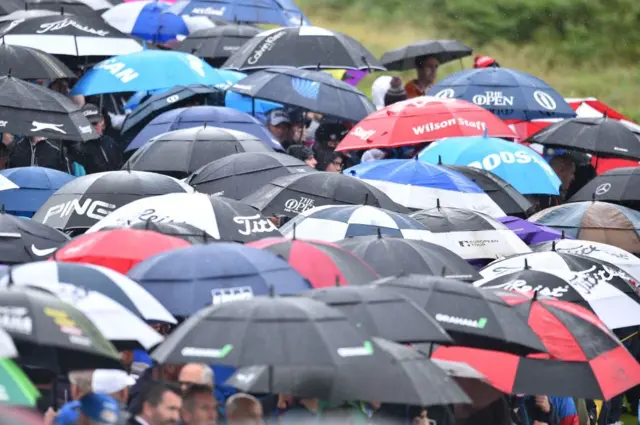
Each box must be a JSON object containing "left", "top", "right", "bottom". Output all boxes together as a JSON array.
[{"left": 381, "top": 40, "right": 473, "bottom": 71}]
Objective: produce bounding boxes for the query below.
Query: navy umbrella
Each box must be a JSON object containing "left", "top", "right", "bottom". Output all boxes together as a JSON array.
[
  {"left": 228, "top": 68, "right": 376, "bottom": 122},
  {"left": 428, "top": 67, "right": 576, "bottom": 121},
  {"left": 127, "top": 242, "right": 312, "bottom": 317}
]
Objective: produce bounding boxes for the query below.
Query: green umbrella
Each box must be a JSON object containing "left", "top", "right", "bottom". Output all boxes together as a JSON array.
[{"left": 0, "top": 359, "right": 39, "bottom": 406}]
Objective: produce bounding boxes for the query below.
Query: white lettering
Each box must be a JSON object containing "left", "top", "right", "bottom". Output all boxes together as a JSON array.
[
  {"left": 233, "top": 214, "right": 277, "bottom": 236},
  {"left": 284, "top": 197, "right": 315, "bottom": 213},
  {"left": 211, "top": 287, "right": 253, "bottom": 306},
  {"left": 482, "top": 278, "right": 570, "bottom": 298},
  {"left": 412, "top": 117, "right": 486, "bottom": 136},
  {"left": 246, "top": 31, "right": 286, "bottom": 65},
  {"left": 166, "top": 95, "right": 180, "bottom": 103},
  {"left": 435, "top": 313, "right": 488, "bottom": 329},
  {"left": 533, "top": 91, "right": 557, "bottom": 110},
  {"left": 191, "top": 6, "right": 226, "bottom": 16},
  {"left": 36, "top": 19, "right": 109, "bottom": 36},
  {"left": 471, "top": 91, "right": 514, "bottom": 107},
  {"left": 351, "top": 126, "right": 376, "bottom": 141},
  {"left": 96, "top": 59, "right": 139, "bottom": 83},
  {"left": 42, "top": 198, "right": 117, "bottom": 223},
  {"left": 0, "top": 306, "right": 32, "bottom": 334},
  {"left": 0, "top": 121, "right": 7, "bottom": 128}
]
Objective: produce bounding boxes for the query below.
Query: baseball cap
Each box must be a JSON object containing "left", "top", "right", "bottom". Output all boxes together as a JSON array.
[
  {"left": 92, "top": 369, "right": 136, "bottom": 395},
  {"left": 55, "top": 400, "right": 80, "bottom": 425},
  {"left": 80, "top": 393, "right": 120, "bottom": 425},
  {"left": 267, "top": 109, "right": 290, "bottom": 126},
  {"left": 81, "top": 103, "right": 103, "bottom": 124}
]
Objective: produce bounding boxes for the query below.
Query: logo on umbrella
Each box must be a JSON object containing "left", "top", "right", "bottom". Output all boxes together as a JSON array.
[
  {"left": 595, "top": 183, "right": 611, "bottom": 195},
  {"left": 181, "top": 344, "right": 233, "bottom": 358},
  {"left": 233, "top": 214, "right": 277, "bottom": 236},
  {"left": 434, "top": 313, "right": 488, "bottom": 329},
  {"left": 247, "top": 31, "right": 287, "bottom": 65},
  {"left": 31, "top": 121, "right": 66, "bottom": 134},
  {"left": 472, "top": 91, "right": 514, "bottom": 107},
  {"left": 0, "top": 306, "right": 32, "bottom": 335},
  {"left": 166, "top": 95, "right": 180, "bottom": 104},
  {"left": 36, "top": 19, "right": 110, "bottom": 36},
  {"left": 533, "top": 91, "right": 557, "bottom": 110},
  {"left": 434, "top": 88, "right": 455, "bottom": 99},
  {"left": 192, "top": 6, "right": 226, "bottom": 17}
]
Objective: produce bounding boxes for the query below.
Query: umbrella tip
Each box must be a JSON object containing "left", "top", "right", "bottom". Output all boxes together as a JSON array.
[
  {"left": 268, "top": 284, "right": 275, "bottom": 298},
  {"left": 6, "top": 265, "right": 13, "bottom": 287},
  {"left": 532, "top": 289, "right": 538, "bottom": 301},
  {"left": 524, "top": 258, "right": 530, "bottom": 270},
  {"left": 436, "top": 198, "right": 440, "bottom": 209},
  {"left": 335, "top": 275, "right": 340, "bottom": 287},
  {"left": 203, "top": 121, "right": 207, "bottom": 128},
  {"left": 551, "top": 240, "right": 556, "bottom": 251},
  {"left": 0, "top": 204, "right": 4, "bottom": 214},
  {"left": 317, "top": 62, "right": 321, "bottom": 71},
  {"left": 364, "top": 193, "right": 369, "bottom": 205},
  {"left": 60, "top": 6, "right": 64, "bottom": 15},
  {"left": 592, "top": 192, "right": 596, "bottom": 202},
  {"left": 437, "top": 155, "right": 442, "bottom": 165},
  {"left": 483, "top": 127, "right": 488, "bottom": 138},
  {"left": 441, "top": 266, "right": 447, "bottom": 277},
  {"left": 291, "top": 221, "right": 296, "bottom": 240},
  {"left": 603, "top": 110, "right": 608, "bottom": 119},
  {"left": 376, "top": 227, "right": 382, "bottom": 239},
  {"left": 561, "top": 230, "right": 565, "bottom": 240}
]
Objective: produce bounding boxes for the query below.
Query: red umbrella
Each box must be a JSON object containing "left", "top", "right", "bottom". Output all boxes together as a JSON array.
[
  {"left": 506, "top": 119, "right": 555, "bottom": 141},
  {"left": 334, "top": 97, "right": 516, "bottom": 152},
  {"left": 52, "top": 229, "right": 191, "bottom": 274},
  {"left": 433, "top": 292, "right": 640, "bottom": 400},
  {"left": 247, "top": 237, "right": 379, "bottom": 288}
]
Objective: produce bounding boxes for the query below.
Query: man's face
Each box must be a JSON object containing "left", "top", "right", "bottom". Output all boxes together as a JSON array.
[
  {"left": 269, "top": 123, "right": 289, "bottom": 143},
  {"left": 51, "top": 79, "right": 70, "bottom": 94},
  {"left": 304, "top": 155, "right": 317, "bottom": 168},
  {"left": 420, "top": 57, "right": 440, "bottom": 84},
  {"left": 288, "top": 123, "right": 304, "bottom": 142},
  {"left": 183, "top": 393, "right": 217, "bottom": 425},
  {"left": 229, "top": 403, "right": 262, "bottom": 425},
  {"left": 326, "top": 156, "right": 344, "bottom": 173},
  {"left": 93, "top": 119, "right": 105, "bottom": 136},
  {"left": 150, "top": 391, "right": 182, "bottom": 425}
]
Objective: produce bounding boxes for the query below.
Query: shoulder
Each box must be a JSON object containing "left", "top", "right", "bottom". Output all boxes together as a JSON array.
[{"left": 549, "top": 397, "right": 577, "bottom": 417}]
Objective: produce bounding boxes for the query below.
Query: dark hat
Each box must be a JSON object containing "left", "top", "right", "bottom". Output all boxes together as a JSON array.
[
  {"left": 286, "top": 144, "right": 314, "bottom": 161},
  {"left": 384, "top": 83, "right": 407, "bottom": 106},
  {"left": 81, "top": 103, "right": 103, "bottom": 124}
]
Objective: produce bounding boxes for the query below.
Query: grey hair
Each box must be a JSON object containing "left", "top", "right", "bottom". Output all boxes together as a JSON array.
[
  {"left": 225, "top": 393, "right": 260, "bottom": 417},
  {"left": 68, "top": 370, "right": 93, "bottom": 394}
]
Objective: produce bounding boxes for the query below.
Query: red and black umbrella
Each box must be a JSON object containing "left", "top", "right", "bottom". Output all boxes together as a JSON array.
[
  {"left": 51, "top": 229, "right": 191, "bottom": 274},
  {"left": 433, "top": 292, "right": 640, "bottom": 400},
  {"left": 247, "top": 237, "right": 379, "bottom": 288}
]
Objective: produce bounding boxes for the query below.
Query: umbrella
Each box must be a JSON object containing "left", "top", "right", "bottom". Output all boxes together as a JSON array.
[
  {"left": 334, "top": 97, "right": 515, "bottom": 152},
  {"left": 0, "top": 261, "right": 176, "bottom": 324},
  {"left": 0, "top": 328, "right": 17, "bottom": 359},
  {"left": 126, "top": 106, "right": 280, "bottom": 152},
  {"left": 0, "top": 10, "right": 61, "bottom": 22},
  {"left": 247, "top": 238, "right": 379, "bottom": 288},
  {"left": 568, "top": 167, "right": 640, "bottom": 208},
  {"left": 242, "top": 172, "right": 408, "bottom": 219},
  {"left": 280, "top": 205, "right": 431, "bottom": 242},
  {"left": 344, "top": 158, "right": 506, "bottom": 216},
  {"left": 53, "top": 228, "right": 191, "bottom": 274},
  {"left": 526, "top": 117, "right": 640, "bottom": 160},
  {"left": 222, "top": 26, "right": 384, "bottom": 72},
  {"left": 336, "top": 236, "right": 481, "bottom": 281},
  {"left": 124, "top": 127, "right": 274, "bottom": 179},
  {"left": 374, "top": 275, "right": 547, "bottom": 355},
  {"left": 175, "top": 25, "right": 262, "bottom": 67},
  {"left": 0, "top": 167, "right": 75, "bottom": 218},
  {"left": 80, "top": 0, "right": 114, "bottom": 10},
  {"left": 496, "top": 216, "right": 569, "bottom": 245},
  {"left": 70, "top": 50, "right": 233, "bottom": 96},
  {"left": 529, "top": 201, "right": 640, "bottom": 254},
  {"left": 225, "top": 337, "right": 471, "bottom": 406},
  {"left": 224, "top": 90, "right": 282, "bottom": 122},
  {"left": 0, "top": 359, "right": 39, "bottom": 406},
  {"left": 0, "top": 176, "right": 18, "bottom": 192},
  {"left": 300, "top": 285, "right": 453, "bottom": 344},
  {"left": 0, "top": 45, "right": 74, "bottom": 80},
  {"left": 0, "top": 287, "right": 121, "bottom": 372},
  {"left": 380, "top": 40, "right": 473, "bottom": 70},
  {"left": 409, "top": 207, "right": 531, "bottom": 260},
  {"left": 0, "top": 15, "right": 142, "bottom": 57},
  {"left": 169, "top": 0, "right": 309, "bottom": 26},
  {"left": 86, "top": 193, "right": 283, "bottom": 242},
  {"left": 428, "top": 67, "right": 577, "bottom": 121},
  {"left": 430, "top": 359, "right": 502, "bottom": 410},
  {"left": 0, "top": 212, "right": 69, "bottom": 264},
  {"left": 227, "top": 68, "right": 376, "bottom": 122},
  {"left": 31, "top": 170, "right": 191, "bottom": 233},
  {"left": 418, "top": 134, "right": 562, "bottom": 195},
  {"left": 0, "top": 77, "right": 98, "bottom": 142},
  {"left": 186, "top": 152, "right": 315, "bottom": 199},
  {"left": 440, "top": 165, "right": 534, "bottom": 217},
  {"left": 101, "top": 220, "right": 211, "bottom": 244},
  {"left": 0, "top": 1, "right": 24, "bottom": 16},
  {"left": 25, "top": 0, "right": 98, "bottom": 16},
  {"left": 127, "top": 243, "right": 312, "bottom": 316}
]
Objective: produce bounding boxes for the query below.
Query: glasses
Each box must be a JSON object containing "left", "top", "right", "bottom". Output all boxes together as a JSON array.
[{"left": 331, "top": 160, "right": 344, "bottom": 168}]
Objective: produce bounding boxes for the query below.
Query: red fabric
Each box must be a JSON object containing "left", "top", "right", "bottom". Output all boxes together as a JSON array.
[
  {"left": 474, "top": 56, "right": 497, "bottom": 68},
  {"left": 591, "top": 157, "right": 640, "bottom": 174},
  {"left": 590, "top": 345, "right": 640, "bottom": 400},
  {"left": 52, "top": 229, "right": 190, "bottom": 274},
  {"left": 506, "top": 119, "right": 554, "bottom": 141},
  {"left": 566, "top": 98, "right": 633, "bottom": 122},
  {"left": 560, "top": 414, "right": 579, "bottom": 425},
  {"left": 335, "top": 97, "right": 515, "bottom": 152}
]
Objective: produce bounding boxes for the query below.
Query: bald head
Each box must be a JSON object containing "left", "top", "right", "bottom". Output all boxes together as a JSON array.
[
  {"left": 179, "top": 364, "right": 214, "bottom": 391},
  {"left": 225, "top": 393, "right": 263, "bottom": 425},
  {"left": 549, "top": 154, "right": 576, "bottom": 190}
]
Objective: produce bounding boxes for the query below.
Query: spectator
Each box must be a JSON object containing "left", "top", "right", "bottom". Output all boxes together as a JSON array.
[
  {"left": 178, "top": 364, "right": 214, "bottom": 393},
  {"left": 324, "top": 152, "right": 345, "bottom": 173},
  {"left": 266, "top": 109, "right": 291, "bottom": 148},
  {"left": 92, "top": 369, "right": 136, "bottom": 425},
  {"left": 405, "top": 56, "right": 439, "bottom": 98},
  {"left": 179, "top": 385, "right": 218, "bottom": 425},
  {"left": 313, "top": 120, "right": 348, "bottom": 170},
  {"left": 286, "top": 145, "right": 317, "bottom": 168},
  {"left": 71, "top": 103, "right": 123, "bottom": 174},
  {"left": 474, "top": 56, "right": 500, "bottom": 68},
  {"left": 76, "top": 393, "right": 120, "bottom": 425},
  {"left": 371, "top": 76, "right": 393, "bottom": 110},
  {"left": 55, "top": 370, "right": 94, "bottom": 425},
  {"left": 4, "top": 135, "right": 73, "bottom": 172},
  {"left": 361, "top": 149, "right": 386, "bottom": 162},
  {"left": 129, "top": 381, "right": 182, "bottom": 425},
  {"left": 278, "top": 397, "right": 322, "bottom": 425},
  {"left": 225, "top": 393, "right": 263, "bottom": 425},
  {"left": 549, "top": 154, "right": 577, "bottom": 202},
  {"left": 384, "top": 77, "right": 407, "bottom": 106}
]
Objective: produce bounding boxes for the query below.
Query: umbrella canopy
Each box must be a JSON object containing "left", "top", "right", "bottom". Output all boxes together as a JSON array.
[
  {"left": 101, "top": 220, "right": 211, "bottom": 244},
  {"left": 344, "top": 158, "right": 505, "bottom": 216},
  {"left": 31, "top": 170, "right": 191, "bottom": 233},
  {"left": 409, "top": 207, "right": 531, "bottom": 260},
  {"left": 280, "top": 205, "right": 431, "bottom": 242},
  {"left": 0, "top": 212, "right": 69, "bottom": 264},
  {"left": 0, "top": 77, "right": 98, "bottom": 142},
  {"left": 187, "top": 152, "right": 315, "bottom": 199},
  {"left": 336, "top": 236, "right": 481, "bottom": 281},
  {"left": 0, "top": 10, "right": 60, "bottom": 22},
  {"left": 176, "top": 25, "right": 262, "bottom": 67},
  {"left": 496, "top": 216, "right": 569, "bottom": 245},
  {"left": 0, "top": 328, "right": 17, "bottom": 359},
  {"left": 0, "top": 1, "right": 25, "bottom": 16},
  {"left": 0, "top": 45, "right": 74, "bottom": 80},
  {"left": 126, "top": 105, "right": 280, "bottom": 152},
  {"left": 228, "top": 68, "right": 375, "bottom": 122},
  {"left": 374, "top": 275, "right": 547, "bottom": 355},
  {"left": 419, "top": 135, "right": 561, "bottom": 195},
  {"left": 0, "top": 359, "right": 39, "bottom": 406},
  {"left": 380, "top": 39, "right": 473, "bottom": 70},
  {"left": 428, "top": 67, "right": 577, "bottom": 121},
  {"left": 25, "top": 0, "right": 99, "bottom": 16},
  {"left": 242, "top": 172, "right": 408, "bottom": 219},
  {"left": 125, "top": 127, "right": 274, "bottom": 179},
  {"left": 568, "top": 167, "right": 640, "bottom": 208},
  {"left": 0, "top": 176, "right": 18, "bottom": 192},
  {"left": 334, "top": 97, "right": 515, "bottom": 152},
  {"left": 222, "top": 26, "right": 384, "bottom": 71},
  {"left": 529, "top": 201, "right": 640, "bottom": 254},
  {"left": 169, "top": 0, "right": 309, "bottom": 26},
  {"left": 127, "top": 243, "right": 312, "bottom": 317},
  {"left": 86, "top": 193, "right": 283, "bottom": 242}
]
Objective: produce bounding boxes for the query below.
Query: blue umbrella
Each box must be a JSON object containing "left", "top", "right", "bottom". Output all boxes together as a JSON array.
[
  {"left": 418, "top": 134, "right": 561, "bottom": 196},
  {"left": 0, "top": 167, "right": 75, "bottom": 218},
  {"left": 103, "top": 1, "right": 188, "bottom": 43},
  {"left": 126, "top": 242, "right": 312, "bottom": 317},
  {"left": 124, "top": 88, "right": 168, "bottom": 113},
  {"left": 427, "top": 67, "right": 577, "bottom": 121},
  {"left": 126, "top": 105, "right": 281, "bottom": 151},
  {"left": 70, "top": 50, "right": 234, "bottom": 96},
  {"left": 225, "top": 91, "right": 282, "bottom": 122},
  {"left": 169, "top": 0, "right": 309, "bottom": 26}
]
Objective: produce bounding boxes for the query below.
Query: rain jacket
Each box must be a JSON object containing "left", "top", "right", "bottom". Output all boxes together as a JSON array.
[
  {"left": 6, "top": 137, "right": 72, "bottom": 173},
  {"left": 404, "top": 80, "right": 429, "bottom": 99}
]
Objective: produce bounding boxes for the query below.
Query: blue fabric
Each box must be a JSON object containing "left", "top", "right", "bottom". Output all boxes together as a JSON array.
[
  {"left": 550, "top": 397, "right": 577, "bottom": 419},
  {"left": 55, "top": 401, "right": 80, "bottom": 425},
  {"left": 124, "top": 89, "right": 168, "bottom": 113},
  {"left": 169, "top": 0, "right": 309, "bottom": 26},
  {"left": 132, "top": 349, "right": 153, "bottom": 366},
  {"left": 129, "top": 2, "right": 189, "bottom": 42},
  {"left": 0, "top": 167, "right": 75, "bottom": 217},
  {"left": 418, "top": 135, "right": 561, "bottom": 195},
  {"left": 72, "top": 163, "right": 86, "bottom": 177},
  {"left": 80, "top": 393, "right": 119, "bottom": 424},
  {"left": 225, "top": 91, "right": 282, "bottom": 122}
]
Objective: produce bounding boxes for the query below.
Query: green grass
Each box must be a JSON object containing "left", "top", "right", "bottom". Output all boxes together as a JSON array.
[{"left": 298, "top": 3, "right": 640, "bottom": 122}]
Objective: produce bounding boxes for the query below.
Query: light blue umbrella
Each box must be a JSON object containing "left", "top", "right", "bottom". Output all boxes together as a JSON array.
[
  {"left": 224, "top": 91, "right": 282, "bottom": 122},
  {"left": 418, "top": 134, "right": 561, "bottom": 195}
]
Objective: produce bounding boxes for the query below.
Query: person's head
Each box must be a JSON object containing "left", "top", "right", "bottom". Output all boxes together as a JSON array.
[
  {"left": 361, "top": 148, "right": 386, "bottom": 162},
  {"left": 415, "top": 56, "right": 440, "bottom": 85},
  {"left": 82, "top": 103, "right": 105, "bottom": 135},
  {"left": 473, "top": 56, "right": 500, "bottom": 69},
  {"left": 92, "top": 369, "right": 136, "bottom": 403},
  {"left": 69, "top": 370, "right": 94, "bottom": 401},
  {"left": 140, "top": 382, "right": 183, "bottom": 425},
  {"left": 325, "top": 152, "right": 345, "bottom": 173},
  {"left": 286, "top": 145, "right": 317, "bottom": 168},
  {"left": 266, "top": 109, "right": 291, "bottom": 143},
  {"left": 384, "top": 77, "right": 407, "bottom": 106},
  {"left": 50, "top": 79, "right": 70, "bottom": 95},
  {"left": 181, "top": 384, "right": 217, "bottom": 425},
  {"left": 225, "top": 393, "right": 263, "bottom": 425},
  {"left": 77, "top": 393, "right": 119, "bottom": 425},
  {"left": 549, "top": 154, "right": 577, "bottom": 191},
  {"left": 178, "top": 364, "right": 214, "bottom": 393},
  {"left": 71, "top": 94, "right": 86, "bottom": 107}
]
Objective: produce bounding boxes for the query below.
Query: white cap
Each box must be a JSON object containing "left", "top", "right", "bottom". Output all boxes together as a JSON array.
[{"left": 92, "top": 369, "right": 136, "bottom": 395}]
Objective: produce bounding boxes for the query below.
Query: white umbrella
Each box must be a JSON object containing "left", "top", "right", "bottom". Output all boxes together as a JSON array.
[
  {"left": 78, "top": 0, "right": 114, "bottom": 10},
  {"left": 0, "top": 176, "right": 18, "bottom": 192}
]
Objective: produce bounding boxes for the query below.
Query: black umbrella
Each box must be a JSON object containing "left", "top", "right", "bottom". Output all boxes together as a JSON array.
[
  {"left": 299, "top": 285, "right": 453, "bottom": 344},
  {"left": 25, "top": 0, "right": 98, "bottom": 16},
  {"left": 125, "top": 127, "right": 274, "bottom": 179},
  {"left": 0, "top": 76, "right": 98, "bottom": 142},
  {"left": 102, "top": 220, "right": 211, "bottom": 245},
  {"left": 0, "top": 0, "right": 24, "bottom": 16},
  {"left": 225, "top": 337, "right": 471, "bottom": 406},
  {"left": 0, "top": 45, "right": 74, "bottom": 80},
  {"left": 381, "top": 40, "right": 473, "bottom": 71},
  {"left": 187, "top": 152, "right": 316, "bottom": 199},
  {"left": 0, "top": 287, "right": 122, "bottom": 373},
  {"left": 228, "top": 68, "right": 376, "bottom": 122},
  {"left": 176, "top": 25, "right": 262, "bottom": 67},
  {"left": 526, "top": 117, "right": 640, "bottom": 160},
  {"left": 0, "top": 210, "right": 69, "bottom": 264},
  {"left": 221, "top": 26, "right": 385, "bottom": 72},
  {"left": 441, "top": 164, "right": 534, "bottom": 217},
  {"left": 120, "top": 85, "right": 225, "bottom": 136},
  {"left": 242, "top": 172, "right": 408, "bottom": 219},
  {"left": 0, "top": 10, "right": 61, "bottom": 22},
  {"left": 568, "top": 167, "right": 640, "bottom": 209},
  {"left": 336, "top": 236, "right": 481, "bottom": 282},
  {"left": 373, "top": 275, "right": 547, "bottom": 356},
  {"left": 31, "top": 170, "right": 191, "bottom": 233}
]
